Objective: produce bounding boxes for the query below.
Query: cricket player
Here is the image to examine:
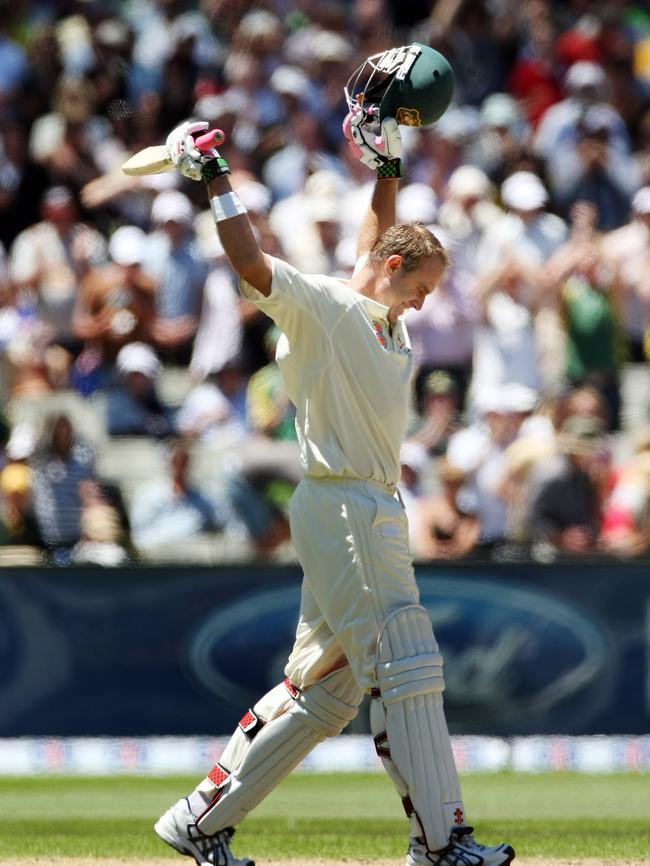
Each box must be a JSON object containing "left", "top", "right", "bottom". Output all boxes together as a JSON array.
[{"left": 155, "top": 45, "right": 514, "bottom": 866}]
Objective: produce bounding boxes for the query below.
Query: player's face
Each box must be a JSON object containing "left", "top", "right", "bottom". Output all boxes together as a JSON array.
[{"left": 384, "top": 254, "right": 445, "bottom": 323}]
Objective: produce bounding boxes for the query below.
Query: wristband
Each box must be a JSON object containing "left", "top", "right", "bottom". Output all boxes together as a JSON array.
[
  {"left": 202, "top": 155, "right": 231, "bottom": 183},
  {"left": 210, "top": 192, "right": 247, "bottom": 222},
  {"left": 377, "top": 158, "right": 402, "bottom": 179}
]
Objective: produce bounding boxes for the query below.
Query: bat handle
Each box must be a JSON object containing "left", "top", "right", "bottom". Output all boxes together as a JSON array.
[{"left": 194, "top": 128, "right": 226, "bottom": 152}]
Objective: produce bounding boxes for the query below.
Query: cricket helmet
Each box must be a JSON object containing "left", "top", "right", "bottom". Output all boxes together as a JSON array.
[{"left": 344, "top": 43, "right": 454, "bottom": 128}]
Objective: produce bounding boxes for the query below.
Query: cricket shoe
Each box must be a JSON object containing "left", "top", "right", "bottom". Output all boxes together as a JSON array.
[
  {"left": 407, "top": 826, "right": 515, "bottom": 866},
  {"left": 155, "top": 797, "right": 254, "bottom": 866}
]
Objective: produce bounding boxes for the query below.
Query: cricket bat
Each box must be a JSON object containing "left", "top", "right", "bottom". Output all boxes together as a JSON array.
[{"left": 121, "top": 128, "right": 225, "bottom": 176}]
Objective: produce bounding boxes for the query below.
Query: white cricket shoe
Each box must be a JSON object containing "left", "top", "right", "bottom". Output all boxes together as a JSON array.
[
  {"left": 155, "top": 797, "right": 254, "bottom": 866},
  {"left": 407, "top": 826, "right": 515, "bottom": 866}
]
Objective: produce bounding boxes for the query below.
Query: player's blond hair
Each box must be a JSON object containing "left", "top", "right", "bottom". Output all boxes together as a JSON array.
[{"left": 368, "top": 223, "right": 450, "bottom": 272}]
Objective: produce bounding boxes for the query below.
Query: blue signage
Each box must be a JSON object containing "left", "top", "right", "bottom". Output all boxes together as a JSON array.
[{"left": 0, "top": 563, "right": 646, "bottom": 736}]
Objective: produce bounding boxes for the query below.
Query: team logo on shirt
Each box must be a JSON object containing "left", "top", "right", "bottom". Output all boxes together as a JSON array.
[{"left": 372, "top": 320, "right": 387, "bottom": 348}]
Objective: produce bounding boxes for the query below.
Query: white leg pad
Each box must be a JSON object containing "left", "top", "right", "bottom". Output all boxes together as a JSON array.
[
  {"left": 370, "top": 605, "right": 465, "bottom": 852},
  {"left": 197, "top": 668, "right": 363, "bottom": 833}
]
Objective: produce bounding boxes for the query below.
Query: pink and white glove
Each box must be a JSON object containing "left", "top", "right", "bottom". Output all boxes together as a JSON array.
[
  {"left": 166, "top": 120, "right": 220, "bottom": 182},
  {"left": 343, "top": 105, "right": 402, "bottom": 171}
]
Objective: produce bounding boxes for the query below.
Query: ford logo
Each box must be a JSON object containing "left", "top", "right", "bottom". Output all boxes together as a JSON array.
[{"left": 188, "top": 574, "right": 611, "bottom": 734}]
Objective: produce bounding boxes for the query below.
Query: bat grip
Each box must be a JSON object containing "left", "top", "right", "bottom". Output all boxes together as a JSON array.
[{"left": 194, "top": 128, "right": 226, "bottom": 152}]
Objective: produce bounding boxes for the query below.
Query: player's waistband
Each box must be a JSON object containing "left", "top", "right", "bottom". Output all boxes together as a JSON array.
[{"left": 301, "top": 474, "right": 404, "bottom": 504}]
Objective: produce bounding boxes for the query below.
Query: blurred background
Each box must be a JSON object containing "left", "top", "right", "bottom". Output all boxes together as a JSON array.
[{"left": 1, "top": 0, "right": 650, "bottom": 769}]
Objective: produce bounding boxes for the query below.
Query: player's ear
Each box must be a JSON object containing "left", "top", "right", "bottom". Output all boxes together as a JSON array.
[{"left": 385, "top": 254, "right": 402, "bottom": 274}]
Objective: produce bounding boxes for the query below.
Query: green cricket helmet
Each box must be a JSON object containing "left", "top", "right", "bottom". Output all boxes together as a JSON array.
[{"left": 344, "top": 43, "right": 454, "bottom": 128}]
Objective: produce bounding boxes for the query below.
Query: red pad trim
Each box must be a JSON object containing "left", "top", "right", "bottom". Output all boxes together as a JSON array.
[
  {"left": 283, "top": 677, "right": 300, "bottom": 698},
  {"left": 239, "top": 710, "right": 258, "bottom": 733},
  {"left": 370, "top": 687, "right": 381, "bottom": 698},
  {"left": 207, "top": 764, "right": 229, "bottom": 787}
]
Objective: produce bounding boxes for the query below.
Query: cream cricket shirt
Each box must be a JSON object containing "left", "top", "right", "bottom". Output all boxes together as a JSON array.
[{"left": 240, "top": 256, "right": 413, "bottom": 486}]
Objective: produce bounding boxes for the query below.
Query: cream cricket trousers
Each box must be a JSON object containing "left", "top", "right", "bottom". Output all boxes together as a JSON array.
[
  {"left": 195, "top": 474, "right": 464, "bottom": 850},
  {"left": 285, "top": 476, "right": 420, "bottom": 691}
]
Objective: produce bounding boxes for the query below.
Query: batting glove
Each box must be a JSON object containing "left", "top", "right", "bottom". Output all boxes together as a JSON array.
[
  {"left": 166, "top": 120, "right": 230, "bottom": 183},
  {"left": 343, "top": 106, "right": 402, "bottom": 174}
]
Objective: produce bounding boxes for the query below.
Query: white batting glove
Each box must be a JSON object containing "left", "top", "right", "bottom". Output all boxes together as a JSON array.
[
  {"left": 166, "top": 120, "right": 218, "bottom": 182},
  {"left": 342, "top": 106, "right": 402, "bottom": 171}
]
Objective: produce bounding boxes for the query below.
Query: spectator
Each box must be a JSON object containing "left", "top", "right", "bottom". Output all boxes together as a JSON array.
[
  {"left": 477, "top": 171, "right": 568, "bottom": 275},
  {"left": 600, "top": 426, "right": 650, "bottom": 558},
  {"left": 471, "top": 93, "right": 533, "bottom": 186},
  {"left": 8, "top": 185, "right": 107, "bottom": 362},
  {"left": 0, "top": 422, "right": 43, "bottom": 548},
  {"left": 269, "top": 169, "right": 345, "bottom": 273},
  {"left": 107, "top": 342, "right": 174, "bottom": 438},
  {"left": 410, "top": 370, "right": 461, "bottom": 457},
  {"left": 522, "top": 413, "right": 607, "bottom": 559},
  {"left": 406, "top": 228, "right": 480, "bottom": 410},
  {"left": 145, "top": 190, "right": 208, "bottom": 365},
  {"left": 262, "top": 109, "right": 346, "bottom": 201},
  {"left": 545, "top": 224, "right": 624, "bottom": 429},
  {"left": 602, "top": 186, "right": 650, "bottom": 363},
  {"left": 246, "top": 326, "right": 297, "bottom": 442},
  {"left": 30, "top": 413, "right": 96, "bottom": 564},
  {"left": 469, "top": 254, "right": 542, "bottom": 408},
  {"left": 223, "top": 439, "right": 301, "bottom": 560},
  {"left": 72, "top": 225, "right": 157, "bottom": 393},
  {"left": 476, "top": 171, "right": 568, "bottom": 392},
  {"left": 533, "top": 61, "right": 632, "bottom": 192},
  {"left": 71, "top": 479, "right": 131, "bottom": 566},
  {"left": 129, "top": 439, "right": 223, "bottom": 553},
  {"left": 552, "top": 105, "right": 639, "bottom": 230},
  {"left": 414, "top": 457, "right": 480, "bottom": 561},
  {"left": 176, "top": 360, "right": 249, "bottom": 445},
  {"left": 436, "top": 164, "right": 500, "bottom": 275},
  {"left": 28, "top": 73, "right": 112, "bottom": 191},
  {"left": 446, "top": 384, "right": 538, "bottom": 553},
  {"left": 397, "top": 439, "right": 431, "bottom": 555}
]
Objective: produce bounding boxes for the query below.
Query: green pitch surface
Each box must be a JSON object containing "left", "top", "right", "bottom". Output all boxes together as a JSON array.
[{"left": 0, "top": 772, "right": 649, "bottom": 861}]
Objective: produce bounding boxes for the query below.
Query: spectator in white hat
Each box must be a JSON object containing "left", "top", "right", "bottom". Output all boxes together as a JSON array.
[
  {"left": 534, "top": 61, "right": 630, "bottom": 159},
  {"left": 144, "top": 190, "right": 208, "bottom": 365},
  {"left": 437, "top": 164, "right": 500, "bottom": 275},
  {"left": 445, "top": 383, "right": 537, "bottom": 552},
  {"left": 551, "top": 106, "right": 639, "bottom": 231},
  {"left": 471, "top": 172, "right": 567, "bottom": 394},
  {"left": 475, "top": 171, "right": 567, "bottom": 381},
  {"left": 533, "top": 60, "right": 632, "bottom": 201},
  {"left": 106, "top": 342, "right": 174, "bottom": 438},
  {"left": 469, "top": 252, "right": 543, "bottom": 414}
]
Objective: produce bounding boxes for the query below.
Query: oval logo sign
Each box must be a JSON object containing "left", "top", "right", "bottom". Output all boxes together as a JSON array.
[{"left": 188, "top": 573, "right": 611, "bottom": 734}]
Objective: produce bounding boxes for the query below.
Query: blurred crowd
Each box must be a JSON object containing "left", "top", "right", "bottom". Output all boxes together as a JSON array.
[{"left": 1, "top": 0, "right": 650, "bottom": 565}]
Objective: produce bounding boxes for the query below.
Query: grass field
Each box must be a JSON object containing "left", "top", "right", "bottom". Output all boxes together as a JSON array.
[{"left": 0, "top": 772, "right": 649, "bottom": 863}]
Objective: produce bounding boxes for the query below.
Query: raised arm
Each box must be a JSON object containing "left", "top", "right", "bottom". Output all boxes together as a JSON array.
[
  {"left": 342, "top": 106, "right": 402, "bottom": 258},
  {"left": 205, "top": 173, "right": 273, "bottom": 296},
  {"left": 356, "top": 177, "right": 399, "bottom": 257},
  {"left": 166, "top": 122, "right": 273, "bottom": 297}
]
